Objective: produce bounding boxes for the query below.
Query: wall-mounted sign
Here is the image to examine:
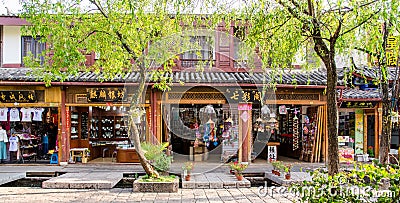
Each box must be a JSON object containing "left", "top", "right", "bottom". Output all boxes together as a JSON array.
[
  {"left": 225, "top": 89, "right": 262, "bottom": 103},
  {"left": 386, "top": 36, "right": 398, "bottom": 67},
  {"left": 0, "top": 90, "right": 36, "bottom": 103},
  {"left": 87, "top": 88, "right": 127, "bottom": 102},
  {"left": 340, "top": 101, "right": 377, "bottom": 108}
]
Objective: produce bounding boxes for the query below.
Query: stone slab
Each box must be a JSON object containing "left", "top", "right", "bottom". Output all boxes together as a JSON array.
[
  {"left": 42, "top": 172, "right": 122, "bottom": 189},
  {"left": 265, "top": 172, "right": 312, "bottom": 186},
  {"left": 0, "top": 173, "right": 25, "bottom": 185}
]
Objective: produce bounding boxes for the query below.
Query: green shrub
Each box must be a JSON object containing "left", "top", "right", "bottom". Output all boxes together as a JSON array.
[{"left": 290, "top": 163, "right": 400, "bottom": 202}]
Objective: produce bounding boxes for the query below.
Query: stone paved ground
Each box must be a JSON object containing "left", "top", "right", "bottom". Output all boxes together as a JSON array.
[{"left": 0, "top": 187, "right": 297, "bottom": 203}]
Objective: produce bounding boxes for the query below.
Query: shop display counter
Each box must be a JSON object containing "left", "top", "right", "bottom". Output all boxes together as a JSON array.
[{"left": 116, "top": 148, "right": 140, "bottom": 163}]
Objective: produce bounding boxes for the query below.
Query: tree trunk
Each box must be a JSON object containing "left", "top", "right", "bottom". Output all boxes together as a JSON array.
[
  {"left": 379, "top": 22, "right": 391, "bottom": 165},
  {"left": 313, "top": 37, "right": 339, "bottom": 175},
  {"left": 325, "top": 55, "right": 339, "bottom": 176},
  {"left": 379, "top": 81, "right": 391, "bottom": 164},
  {"left": 128, "top": 68, "right": 160, "bottom": 178},
  {"left": 129, "top": 118, "right": 160, "bottom": 178}
]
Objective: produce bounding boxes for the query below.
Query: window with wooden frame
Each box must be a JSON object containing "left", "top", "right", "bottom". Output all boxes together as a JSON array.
[{"left": 21, "top": 36, "right": 46, "bottom": 66}]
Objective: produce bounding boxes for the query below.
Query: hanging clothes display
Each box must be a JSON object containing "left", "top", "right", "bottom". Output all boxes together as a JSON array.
[
  {"left": 32, "top": 108, "right": 44, "bottom": 121},
  {"left": 20, "top": 107, "right": 33, "bottom": 122},
  {"left": 9, "top": 108, "right": 20, "bottom": 122},
  {"left": 0, "top": 108, "right": 8, "bottom": 122}
]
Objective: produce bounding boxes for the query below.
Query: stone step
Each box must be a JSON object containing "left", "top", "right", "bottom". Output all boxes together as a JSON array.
[
  {"left": 182, "top": 173, "right": 250, "bottom": 189},
  {"left": 42, "top": 172, "right": 122, "bottom": 189}
]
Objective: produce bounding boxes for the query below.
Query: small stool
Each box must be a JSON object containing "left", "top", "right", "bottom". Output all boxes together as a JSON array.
[
  {"left": 50, "top": 153, "right": 58, "bottom": 164},
  {"left": 102, "top": 148, "right": 109, "bottom": 158},
  {"left": 111, "top": 150, "right": 118, "bottom": 162}
]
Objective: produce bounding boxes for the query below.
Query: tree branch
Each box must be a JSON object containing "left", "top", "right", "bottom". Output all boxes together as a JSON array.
[
  {"left": 321, "top": 0, "right": 379, "bottom": 15},
  {"left": 89, "top": 0, "right": 135, "bottom": 56},
  {"left": 354, "top": 47, "right": 378, "bottom": 57},
  {"left": 339, "top": 9, "right": 380, "bottom": 38}
]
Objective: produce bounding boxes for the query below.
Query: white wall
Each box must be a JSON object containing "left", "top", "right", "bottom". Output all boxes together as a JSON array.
[{"left": 3, "top": 26, "right": 21, "bottom": 65}]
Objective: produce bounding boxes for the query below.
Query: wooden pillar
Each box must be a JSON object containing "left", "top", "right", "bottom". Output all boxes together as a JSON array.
[
  {"left": 150, "top": 90, "right": 156, "bottom": 144},
  {"left": 376, "top": 104, "right": 382, "bottom": 158},
  {"left": 60, "top": 88, "right": 69, "bottom": 163},
  {"left": 363, "top": 113, "right": 368, "bottom": 154},
  {"left": 323, "top": 104, "right": 328, "bottom": 163},
  {"left": 238, "top": 103, "right": 252, "bottom": 163},
  {"left": 156, "top": 99, "right": 162, "bottom": 144}
]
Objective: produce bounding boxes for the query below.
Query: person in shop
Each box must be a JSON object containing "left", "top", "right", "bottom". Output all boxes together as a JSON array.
[
  {"left": 0, "top": 125, "right": 8, "bottom": 163},
  {"left": 45, "top": 122, "right": 57, "bottom": 150},
  {"left": 21, "top": 122, "right": 31, "bottom": 134},
  {"left": 42, "top": 133, "right": 49, "bottom": 158},
  {"left": 8, "top": 133, "right": 19, "bottom": 163}
]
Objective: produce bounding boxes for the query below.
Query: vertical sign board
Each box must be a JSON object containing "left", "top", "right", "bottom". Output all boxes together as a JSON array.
[
  {"left": 267, "top": 146, "right": 277, "bottom": 162},
  {"left": 355, "top": 109, "right": 364, "bottom": 154}
]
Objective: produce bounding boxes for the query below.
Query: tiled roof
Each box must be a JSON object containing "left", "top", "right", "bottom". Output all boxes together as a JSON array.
[
  {"left": 0, "top": 68, "right": 327, "bottom": 85},
  {"left": 338, "top": 66, "right": 400, "bottom": 81},
  {"left": 340, "top": 88, "right": 381, "bottom": 100}
]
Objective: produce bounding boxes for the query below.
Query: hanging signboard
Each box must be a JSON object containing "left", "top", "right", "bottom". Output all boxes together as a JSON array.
[
  {"left": 87, "top": 88, "right": 127, "bottom": 102},
  {"left": 0, "top": 90, "right": 36, "bottom": 103},
  {"left": 225, "top": 89, "right": 262, "bottom": 103},
  {"left": 340, "top": 101, "right": 377, "bottom": 108}
]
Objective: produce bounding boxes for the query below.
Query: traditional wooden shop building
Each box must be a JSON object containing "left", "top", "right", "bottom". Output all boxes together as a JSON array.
[{"left": 0, "top": 15, "right": 391, "bottom": 165}]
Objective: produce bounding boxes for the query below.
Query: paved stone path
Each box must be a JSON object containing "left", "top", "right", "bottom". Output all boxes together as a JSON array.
[{"left": 0, "top": 187, "right": 296, "bottom": 203}]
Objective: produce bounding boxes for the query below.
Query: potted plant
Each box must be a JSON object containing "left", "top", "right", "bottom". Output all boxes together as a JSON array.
[
  {"left": 271, "top": 161, "right": 281, "bottom": 175},
  {"left": 271, "top": 161, "right": 283, "bottom": 176},
  {"left": 229, "top": 161, "right": 248, "bottom": 181},
  {"left": 284, "top": 164, "right": 293, "bottom": 180},
  {"left": 182, "top": 161, "right": 194, "bottom": 181},
  {"left": 367, "top": 146, "right": 374, "bottom": 161}
]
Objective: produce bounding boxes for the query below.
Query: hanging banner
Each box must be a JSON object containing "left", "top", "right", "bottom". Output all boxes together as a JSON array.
[
  {"left": 355, "top": 109, "right": 364, "bottom": 154},
  {"left": 87, "top": 88, "right": 127, "bottom": 102},
  {"left": 0, "top": 90, "right": 36, "bottom": 103}
]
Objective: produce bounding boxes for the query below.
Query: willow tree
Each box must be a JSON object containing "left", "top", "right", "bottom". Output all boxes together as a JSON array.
[
  {"left": 20, "top": 0, "right": 203, "bottom": 178},
  {"left": 230, "top": 0, "right": 393, "bottom": 175}
]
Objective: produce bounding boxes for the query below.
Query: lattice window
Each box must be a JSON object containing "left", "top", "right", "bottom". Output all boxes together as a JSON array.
[
  {"left": 167, "top": 92, "right": 226, "bottom": 101},
  {"left": 273, "top": 94, "right": 320, "bottom": 101}
]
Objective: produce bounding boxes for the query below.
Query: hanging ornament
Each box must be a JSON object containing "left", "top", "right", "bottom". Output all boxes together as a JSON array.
[{"left": 293, "top": 113, "right": 299, "bottom": 150}]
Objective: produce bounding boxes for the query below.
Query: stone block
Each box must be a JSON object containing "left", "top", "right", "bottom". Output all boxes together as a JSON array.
[
  {"left": 195, "top": 182, "right": 210, "bottom": 189},
  {"left": 42, "top": 181, "right": 70, "bottom": 189},
  {"left": 133, "top": 176, "right": 179, "bottom": 193},
  {"left": 182, "top": 181, "right": 195, "bottom": 189},
  {"left": 209, "top": 182, "right": 223, "bottom": 189},
  {"left": 236, "top": 179, "right": 251, "bottom": 188},
  {"left": 223, "top": 181, "right": 237, "bottom": 188}
]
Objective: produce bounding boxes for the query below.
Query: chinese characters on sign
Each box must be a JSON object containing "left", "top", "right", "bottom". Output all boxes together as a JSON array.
[
  {"left": 226, "top": 89, "right": 262, "bottom": 103},
  {"left": 267, "top": 146, "right": 277, "bottom": 163},
  {"left": 340, "top": 101, "right": 377, "bottom": 108},
  {"left": 0, "top": 91, "right": 36, "bottom": 103},
  {"left": 87, "top": 88, "right": 127, "bottom": 102},
  {"left": 386, "top": 36, "right": 398, "bottom": 67}
]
